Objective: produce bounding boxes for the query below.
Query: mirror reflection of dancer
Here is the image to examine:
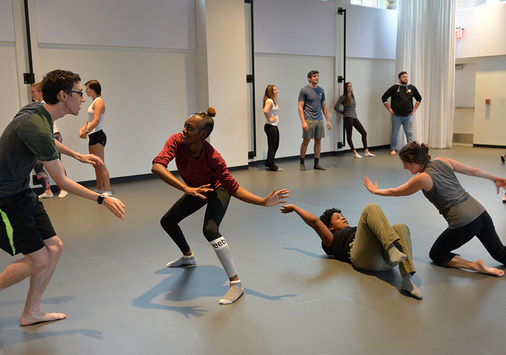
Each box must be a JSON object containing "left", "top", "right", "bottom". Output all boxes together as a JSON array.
[
  {"left": 364, "top": 141, "right": 506, "bottom": 277},
  {"left": 152, "top": 107, "right": 289, "bottom": 305},
  {"left": 79, "top": 80, "right": 112, "bottom": 196},
  {"left": 0, "top": 69, "right": 125, "bottom": 326},
  {"left": 280, "top": 203, "right": 422, "bottom": 299}
]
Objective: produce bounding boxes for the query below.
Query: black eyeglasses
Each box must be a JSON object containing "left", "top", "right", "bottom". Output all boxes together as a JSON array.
[{"left": 65, "top": 90, "right": 84, "bottom": 97}]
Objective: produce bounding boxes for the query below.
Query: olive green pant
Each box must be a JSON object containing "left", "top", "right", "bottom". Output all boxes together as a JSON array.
[{"left": 349, "top": 203, "right": 415, "bottom": 276}]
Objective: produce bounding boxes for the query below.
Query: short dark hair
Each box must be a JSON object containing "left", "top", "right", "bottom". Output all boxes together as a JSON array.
[
  {"left": 399, "top": 141, "right": 431, "bottom": 165},
  {"left": 85, "top": 80, "right": 102, "bottom": 96},
  {"left": 398, "top": 71, "right": 407, "bottom": 79},
  {"left": 41, "top": 69, "right": 81, "bottom": 105},
  {"left": 319, "top": 208, "right": 342, "bottom": 229},
  {"left": 307, "top": 70, "right": 319, "bottom": 79}
]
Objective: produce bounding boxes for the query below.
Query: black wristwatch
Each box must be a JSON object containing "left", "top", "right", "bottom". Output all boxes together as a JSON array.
[{"left": 97, "top": 194, "right": 105, "bottom": 205}]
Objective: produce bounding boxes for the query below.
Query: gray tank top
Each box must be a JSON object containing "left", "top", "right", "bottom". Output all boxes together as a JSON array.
[{"left": 422, "top": 159, "right": 484, "bottom": 228}]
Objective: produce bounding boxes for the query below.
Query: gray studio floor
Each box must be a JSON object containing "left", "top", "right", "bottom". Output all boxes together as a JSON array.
[{"left": 1, "top": 145, "right": 506, "bottom": 355}]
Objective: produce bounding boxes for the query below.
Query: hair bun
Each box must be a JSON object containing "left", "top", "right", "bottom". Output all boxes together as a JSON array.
[{"left": 207, "top": 107, "right": 216, "bottom": 117}]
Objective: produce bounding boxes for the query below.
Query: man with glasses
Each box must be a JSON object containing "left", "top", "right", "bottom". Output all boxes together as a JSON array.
[{"left": 0, "top": 69, "right": 126, "bottom": 326}]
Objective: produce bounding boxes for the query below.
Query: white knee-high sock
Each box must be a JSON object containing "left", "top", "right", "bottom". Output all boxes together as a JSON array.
[{"left": 209, "top": 236, "right": 238, "bottom": 279}]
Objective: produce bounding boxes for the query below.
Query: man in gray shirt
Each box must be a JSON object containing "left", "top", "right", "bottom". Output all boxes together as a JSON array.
[
  {"left": 298, "top": 70, "right": 332, "bottom": 170},
  {"left": 0, "top": 69, "right": 125, "bottom": 326}
]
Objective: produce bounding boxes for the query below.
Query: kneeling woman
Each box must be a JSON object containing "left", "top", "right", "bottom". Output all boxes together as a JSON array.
[
  {"left": 364, "top": 141, "right": 506, "bottom": 277},
  {"left": 280, "top": 203, "right": 422, "bottom": 299},
  {"left": 152, "top": 107, "right": 289, "bottom": 305}
]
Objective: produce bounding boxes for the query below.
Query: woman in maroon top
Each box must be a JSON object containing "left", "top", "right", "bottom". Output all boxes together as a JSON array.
[{"left": 152, "top": 107, "right": 289, "bottom": 305}]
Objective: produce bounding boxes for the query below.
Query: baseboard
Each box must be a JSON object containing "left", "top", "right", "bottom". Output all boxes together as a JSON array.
[{"left": 473, "top": 144, "right": 506, "bottom": 149}]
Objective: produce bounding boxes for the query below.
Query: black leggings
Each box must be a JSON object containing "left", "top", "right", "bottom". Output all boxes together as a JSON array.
[
  {"left": 264, "top": 124, "right": 279, "bottom": 170},
  {"left": 160, "top": 187, "right": 231, "bottom": 253},
  {"left": 429, "top": 211, "right": 506, "bottom": 266},
  {"left": 344, "top": 117, "right": 367, "bottom": 151}
]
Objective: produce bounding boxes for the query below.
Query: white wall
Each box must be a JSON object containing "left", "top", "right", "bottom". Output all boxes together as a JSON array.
[
  {"left": 473, "top": 55, "right": 506, "bottom": 145},
  {"left": 253, "top": 0, "right": 336, "bottom": 57},
  {"left": 36, "top": 46, "right": 197, "bottom": 182},
  {"left": 254, "top": 54, "right": 337, "bottom": 161},
  {"left": 346, "top": 58, "right": 395, "bottom": 148},
  {"left": 34, "top": 0, "right": 196, "bottom": 50},
  {"left": 251, "top": 3, "right": 398, "bottom": 162},
  {"left": 455, "top": 3, "right": 506, "bottom": 59},
  {"left": 204, "top": 0, "right": 249, "bottom": 167},
  {"left": 1, "top": 0, "right": 198, "bottom": 186},
  {"left": 0, "top": 44, "right": 21, "bottom": 125},
  {"left": 252, "top": 56, "right": 395, "bottom": 162},
  {"left": 453, "top": 62, "right": 476, "bottom": 136},
  {"left": 0, "top": 0, "right": 15, "bottom": 41},
  {"left": 346, "top": 5, "right": 397, "bottom": 60},
  {"left": 455, "top": 3, "right": 506, "bottom": 146}
]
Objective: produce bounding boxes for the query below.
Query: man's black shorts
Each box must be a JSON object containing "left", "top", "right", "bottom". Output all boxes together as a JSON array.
[{"left": 0, "top": 189, "right": 56, "bottom": 256}]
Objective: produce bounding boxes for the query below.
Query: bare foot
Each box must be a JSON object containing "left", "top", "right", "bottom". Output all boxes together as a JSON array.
[
  {"left": 474, "top": 259, "right": 504, "bottom": 277},
  {"left": 390, "top": 150, "right": 397, "bottom": 155},
  {"left": 20, "top": 311, "right": 67, "bottom": 326}
]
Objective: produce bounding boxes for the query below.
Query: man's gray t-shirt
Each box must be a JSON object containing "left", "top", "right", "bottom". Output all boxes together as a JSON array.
[
  {"left": 0, "top": 102, "right": 58, "bottom": 198},
  {"left": 298, "top": 85, "right": 326, "bottom": 121}
]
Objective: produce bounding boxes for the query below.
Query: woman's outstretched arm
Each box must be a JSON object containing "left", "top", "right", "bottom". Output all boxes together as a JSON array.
[
  {"left": 437, "top": 157, "right": 506, "bottom": 194},
  {"left": 363, "top": 174, "right": 432, "bottom": 197},
  {"left": 233, "top": 186, "right": 289, "bottom": 206}
]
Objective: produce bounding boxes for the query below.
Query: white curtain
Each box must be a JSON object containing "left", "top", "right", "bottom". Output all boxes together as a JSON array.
[{"left": 395, "top": 0, "right": 456, "bottom": 148}]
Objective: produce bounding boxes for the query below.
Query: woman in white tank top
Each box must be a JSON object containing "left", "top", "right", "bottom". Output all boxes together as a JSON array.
[
  {"left": 79, "top": 80, "right": 112, "bottom": 195},
  {"left": 263, "top": 85, "right": 282, "bottom": 171}
]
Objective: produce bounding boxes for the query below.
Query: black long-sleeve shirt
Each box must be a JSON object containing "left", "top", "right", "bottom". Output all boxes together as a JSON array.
[{"left": 381, "top": 83, "right": 422, "bottom": 117}]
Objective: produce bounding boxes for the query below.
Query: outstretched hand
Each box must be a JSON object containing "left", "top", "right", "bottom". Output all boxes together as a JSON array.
[
  {"left": 103, "top": 196, "right": 126, "bottom": 220},
  {"left": 77, "top": 153, "right": 103, "bottom": 166},
  {"left": 494, "top": 176, "right": 506, "bottom": 194},
  {"left": 264, "top": 187, "right": 289, "bottom": 207},
  {"left": 280, "top": 204, "right": 295, "bottom": 214},
  {"left": 363, "top": 176, "right": 378, "bottom": 194},
  {"left": 185, "top": 184, "right": 213, "bottom": 200}
]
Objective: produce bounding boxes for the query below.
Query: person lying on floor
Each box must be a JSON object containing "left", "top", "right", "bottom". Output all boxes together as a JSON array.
[{"left": 280, "top": 202, "right": 422, "bottom": 299}]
